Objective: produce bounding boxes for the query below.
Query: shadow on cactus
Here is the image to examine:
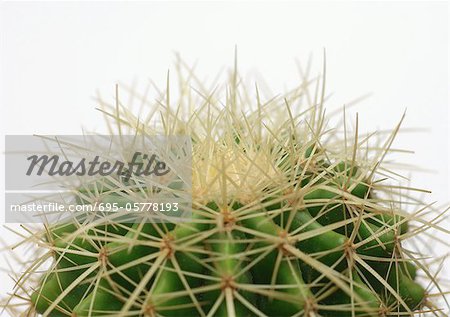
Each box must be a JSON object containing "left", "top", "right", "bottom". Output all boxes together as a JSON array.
[{"left": 1, "top": 55, "right": 449, "bottom": 317}]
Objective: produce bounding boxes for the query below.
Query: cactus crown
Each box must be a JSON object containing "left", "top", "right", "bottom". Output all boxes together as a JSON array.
[{"left": 1, "top": 56, "right": 448, "bottom": 317}]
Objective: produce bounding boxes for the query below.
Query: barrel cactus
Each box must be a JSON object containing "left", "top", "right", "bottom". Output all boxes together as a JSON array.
[{"left": 1, "top": 57, "right": 447, "bottom": 317}]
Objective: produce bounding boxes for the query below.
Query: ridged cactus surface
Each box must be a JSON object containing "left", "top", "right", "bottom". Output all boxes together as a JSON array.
[{"left": 2, "top": 59, "right": 447, "bottom": 317}]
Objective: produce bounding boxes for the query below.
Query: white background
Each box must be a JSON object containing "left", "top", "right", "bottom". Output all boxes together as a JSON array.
[{"left": 1, "top": 1, "right": 449, "bottom": 315}]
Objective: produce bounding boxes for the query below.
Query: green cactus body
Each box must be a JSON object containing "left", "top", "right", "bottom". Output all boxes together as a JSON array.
[
  {"left": 31, "top": 272, "right": 89, "bottom": 316},
  {"left": 18, "top": 60, "right": 444, "bottom": 317}
]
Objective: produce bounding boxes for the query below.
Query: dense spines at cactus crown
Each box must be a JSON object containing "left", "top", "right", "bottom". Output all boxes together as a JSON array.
[{"left": 1, "top": 57, "right": 448, "bottom": 317}]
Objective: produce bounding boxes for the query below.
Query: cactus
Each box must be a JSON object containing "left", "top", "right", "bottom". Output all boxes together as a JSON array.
[{"left": 1, "top": 56, "right": 448, "bottom": 317}]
